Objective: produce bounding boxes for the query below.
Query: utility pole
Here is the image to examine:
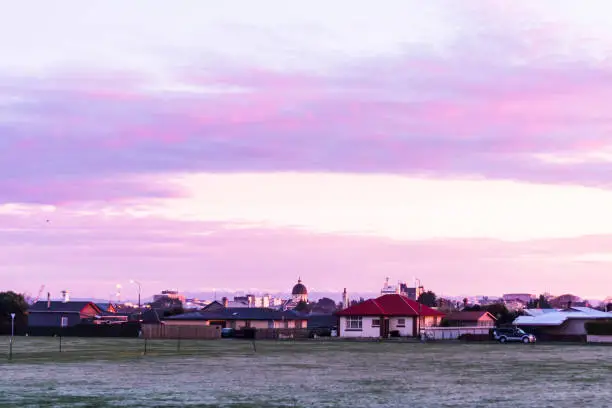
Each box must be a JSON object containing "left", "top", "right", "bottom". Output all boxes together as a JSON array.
[
  {"left": 9, "top": 313, "right": 15, "bottom": 361},
  {"left": 415, "top": 278, "right": 422, "bottom": 340}
]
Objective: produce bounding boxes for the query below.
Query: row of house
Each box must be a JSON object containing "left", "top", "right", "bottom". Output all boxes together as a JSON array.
[{"left": 24, "top": 277, "right": 612, "bottom": 342}]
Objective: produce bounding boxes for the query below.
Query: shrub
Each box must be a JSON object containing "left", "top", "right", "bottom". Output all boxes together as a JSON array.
[{"left": 585, "top": 320, "right": 612, "bottom": 335}]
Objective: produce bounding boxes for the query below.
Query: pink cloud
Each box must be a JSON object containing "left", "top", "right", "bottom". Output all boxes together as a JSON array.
[{"left": 2, "top": 212, "right": 612, "bottom": 299}]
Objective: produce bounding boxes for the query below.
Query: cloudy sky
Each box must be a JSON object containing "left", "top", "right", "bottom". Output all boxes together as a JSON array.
[{"left": 2, "top": 1, "right": 612, "bottom": 300}]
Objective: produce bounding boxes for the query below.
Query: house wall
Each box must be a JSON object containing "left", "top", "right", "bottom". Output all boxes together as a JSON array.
[
  {"left": 166, "top": 319, "right": 306, "bottom": 329},
  {"left": 164, "top": 320, "right": 210, "bottom": 326},
  {"left": 389, "top": 317, "right": 414, "bottom": 336},
  {"left": 28, "top": 312, "right": 82, "bottom": 328},
  {"left": 587, "top": 335, "right": 612, "bottom": 343},
  {"left": 450, "top": 318, "right": 495, "bottom": 327},
  {"left": 338, "top": 316, "right": 417, "bottom": 337},
  {"left": 422, "top": 316, "right": 441, "bottom": 327},
  {"left": 476, "top": 317, "right": 495, "bottom": 327},
  {"left": 534, "top": 319, "right": 589, "bottom": 336},
  {"left": 272, "top": 320, "right": 307, "bottom": 329},
  {"left": 339, "top": 316, "right": 381, "bottom": 337}
]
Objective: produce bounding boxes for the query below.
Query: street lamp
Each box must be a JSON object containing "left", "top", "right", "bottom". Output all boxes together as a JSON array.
[{"left": 130, "top": 280, "right": 142, "bottom": 310}]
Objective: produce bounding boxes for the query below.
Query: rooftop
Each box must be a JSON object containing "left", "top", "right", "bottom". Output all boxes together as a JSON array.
[
  {"left": 336, "top": 294, "right": 445, "bottom": 317},
  {"left": 29, "top": 301, "right": 102, "bottom": 314},
  {"left": 515, "top": 307, "right": 612, "bottom": 326},
  {"left": 166, "top": 307, "right": 305, "bottom": 321}
]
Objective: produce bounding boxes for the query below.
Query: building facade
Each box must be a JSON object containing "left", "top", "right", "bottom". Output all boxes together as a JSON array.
[{"left": 336, "top": 294, "right": 445, "bottom": 338}]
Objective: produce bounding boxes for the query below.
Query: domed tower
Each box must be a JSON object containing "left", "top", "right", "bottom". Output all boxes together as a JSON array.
[{"left": 292, "top": 278, "right": 308, "bottom": 303}]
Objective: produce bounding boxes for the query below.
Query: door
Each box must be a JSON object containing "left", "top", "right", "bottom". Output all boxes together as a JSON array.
[{"left": 380, "top": 318, "right": 390, "bottom": 338}]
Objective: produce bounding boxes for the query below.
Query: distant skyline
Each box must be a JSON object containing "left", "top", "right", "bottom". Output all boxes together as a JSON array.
[{"left": 3, "top": 1, "right": 612, "bottom": 299}]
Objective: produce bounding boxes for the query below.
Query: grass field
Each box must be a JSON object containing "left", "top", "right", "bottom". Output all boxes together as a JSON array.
[{"left": 1, "top": 337, "right": 612, "bottom": 407}]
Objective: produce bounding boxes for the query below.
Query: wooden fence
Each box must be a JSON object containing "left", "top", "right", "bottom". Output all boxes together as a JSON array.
[
  {"left": 253, "top": 328, "right": 310, "bottom": 340},
  {"left": 142, "top": 324, "right": 221, "bottom": 340}
]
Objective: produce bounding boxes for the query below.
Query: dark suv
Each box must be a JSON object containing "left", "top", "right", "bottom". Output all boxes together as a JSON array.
[{"left": 492, "top": 327, "right": 536, "bottom": 344}]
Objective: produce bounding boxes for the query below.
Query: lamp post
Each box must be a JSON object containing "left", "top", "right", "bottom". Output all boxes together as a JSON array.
[
  {"left": 116, "top": 284, "right": 122, "bottom": 304},
  {"left": 130, "top": 280, "right": 142, "bottom": 311},
  {"left": 9, "top": 313, "right": 15, "bottom": 360}
]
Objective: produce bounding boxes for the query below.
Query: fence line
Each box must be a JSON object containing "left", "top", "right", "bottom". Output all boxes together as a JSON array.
[{"left": 142, "top": 324, "right": 221, "bottom": 340}]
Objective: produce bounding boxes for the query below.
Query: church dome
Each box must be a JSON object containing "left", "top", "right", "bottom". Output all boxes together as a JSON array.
[{"left": 292, "top": 279, "right": 308, "bottom": 295}]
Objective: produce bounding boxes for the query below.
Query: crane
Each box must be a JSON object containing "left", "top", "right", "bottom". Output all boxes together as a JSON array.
[{"left": 31, "top": 285, "right": 45, "bottom": 305}]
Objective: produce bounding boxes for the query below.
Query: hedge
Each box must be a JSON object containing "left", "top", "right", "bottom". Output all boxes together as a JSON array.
[{"left": 585, "top": 320, "right": 612, "bottom": 335}]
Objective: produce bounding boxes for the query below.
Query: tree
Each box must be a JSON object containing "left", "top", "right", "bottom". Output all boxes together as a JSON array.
[
  {"left": 350, "top": 297, "right": 366, "bottom": 307},
  {"left": 527, "top": 294, "right": 552, "bottom": 309},
  {"left": 0, "top": 291, "right": 29, "bottom": 334},
  {"left": 294, "top": 300, "right": 311, "bottom": 313},
  {"left": 483, "top": 303, "right": 517, "bottom": 326},
  {"left": 163, "top": 306, "right": 185, "bottom": 317},
  {"left": 311, "top": 297, "right": 337, "bottom": 313},
  {"left": 417, "top": 291, "right": 437, "bottom": 307}
]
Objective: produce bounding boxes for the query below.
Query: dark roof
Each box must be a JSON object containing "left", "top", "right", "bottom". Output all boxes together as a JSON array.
[
  {"left": 292, "top": 279, "right": 307, "bottom": 295},
  {"left": 445, "top": 311, "right": 496, "bottom": 321},
  {"left": 336, "top": 294, "right": 445, "bottom": 317},
  {"left": 202, "top": 301, "right": 225, "bottom": 311},
  {"left": 166, "top": 307, "right": 304, "bottom": 321},
  {"left": 307, "top": 313, "right": 337, "bottom": 329},
  {"left": 29, "top": 301, "right": 102, "bottom": 314},
  {"left": 142, "top": 309, "right": 163, "bottom": 323}
]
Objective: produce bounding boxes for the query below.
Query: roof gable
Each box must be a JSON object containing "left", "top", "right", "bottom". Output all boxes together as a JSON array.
[{"left": 445, "top": 311, "right": 496, "bottom": 321}]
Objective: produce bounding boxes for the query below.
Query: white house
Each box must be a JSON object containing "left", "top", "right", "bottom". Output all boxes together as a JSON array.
[{"left": 336, "top": 294, "right": 445, "bottom": 338}]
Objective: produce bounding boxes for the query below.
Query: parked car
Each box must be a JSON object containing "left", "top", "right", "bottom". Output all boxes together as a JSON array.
[
  {"left": 309, "top": 327, "right": 332, "bottom": 338},
  {"left": 492, "top": 327, "right": 536, "bottom": 344},
  {"left": 221, "top": 328, "right": 235, "bottom": 338}
]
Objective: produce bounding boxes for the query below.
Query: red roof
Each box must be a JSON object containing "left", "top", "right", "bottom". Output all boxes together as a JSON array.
[{"left": 336, "top": 294, "right": 445, "bottom": 317}]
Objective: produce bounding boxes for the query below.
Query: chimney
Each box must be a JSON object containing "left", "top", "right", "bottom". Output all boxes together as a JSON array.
[
  {"left": 61, "top": 290, "right": 70, "bottom": 303},
  {"left": 47, "top": 292, "right": 51, "bottom": 309},
  {"left": 222, "top": 297, "right": 228, "bottom": 308},
  {"left": 567, "top": 300, "right": 572, "bottom": 309}
]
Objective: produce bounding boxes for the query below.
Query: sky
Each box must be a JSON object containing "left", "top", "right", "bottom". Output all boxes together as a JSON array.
[{"left": 2, "top": 0, "right": 612, "bottom": 300}]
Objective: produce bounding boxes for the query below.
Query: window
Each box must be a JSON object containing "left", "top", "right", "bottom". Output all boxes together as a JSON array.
[
  {"left": 345, "top": 316, "right": 362, "bottom": 330},
  {"left": 371, "top": 319, "right": 381, "bottom": 327},
  {"left": 60, "top": 317, "right": 68, "bottom": 328},
  {"left": 396, "top": 318, "right": 406, "bottom": 328}
]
